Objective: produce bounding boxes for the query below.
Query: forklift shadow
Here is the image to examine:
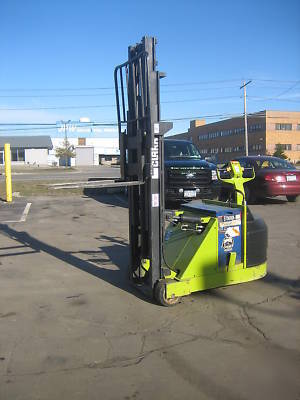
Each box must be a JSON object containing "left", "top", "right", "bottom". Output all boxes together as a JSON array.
[
  {"left": 0, "top": 224, "right": 152, "bottom": 304},
  {"left": 83, "top": 188, "right": 128, "bottom": 209},
  {"left": 256, "top": 196, "right": 288, "bottom": 205}
]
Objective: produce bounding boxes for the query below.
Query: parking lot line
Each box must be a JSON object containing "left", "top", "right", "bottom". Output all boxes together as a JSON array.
[{"left": 1, "top": 202, "right": 32, "bottom": 223}]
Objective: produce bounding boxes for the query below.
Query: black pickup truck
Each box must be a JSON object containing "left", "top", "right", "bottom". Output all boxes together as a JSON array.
[{"left": 164, "top": 139, "right": 218, "bottom": 202}]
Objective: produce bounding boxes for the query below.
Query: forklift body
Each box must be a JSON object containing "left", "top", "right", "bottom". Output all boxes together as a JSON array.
[{"left": 114, "top": 37, "right": 267, "bottom": 305}]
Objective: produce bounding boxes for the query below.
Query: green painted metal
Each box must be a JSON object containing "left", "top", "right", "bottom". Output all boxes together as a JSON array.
[
  {"left": 160, "top": 160, "right": 267, "bottom": 302},
  {"left": 165, "top": 262, "right": 267, "bottom": 298}
]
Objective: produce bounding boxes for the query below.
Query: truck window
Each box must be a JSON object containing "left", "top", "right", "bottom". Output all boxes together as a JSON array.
[{"left": 164, "top": 141, "right": 201, "bottom": 160}]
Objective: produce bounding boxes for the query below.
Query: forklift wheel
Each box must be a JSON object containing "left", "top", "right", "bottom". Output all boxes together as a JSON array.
[{"left": 154, "top": 281, "right": 181, "bottom": 307}]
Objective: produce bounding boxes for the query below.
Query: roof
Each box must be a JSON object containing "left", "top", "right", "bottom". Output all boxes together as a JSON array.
[
  {"left": 0, "top": 136, "right": 53, "bottom": 150},
  {"left": 165, "top": 138, "right": 191, "bottom": 143}
]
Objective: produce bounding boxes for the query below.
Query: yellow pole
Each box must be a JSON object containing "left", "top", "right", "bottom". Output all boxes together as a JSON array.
[{"left": 4, "top": 143, "right": 12, "bottom": 202}]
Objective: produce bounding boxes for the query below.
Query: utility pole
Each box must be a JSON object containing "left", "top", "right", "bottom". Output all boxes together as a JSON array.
[{"left": 240, "top": 80, "right": 252, "bottom": 156}]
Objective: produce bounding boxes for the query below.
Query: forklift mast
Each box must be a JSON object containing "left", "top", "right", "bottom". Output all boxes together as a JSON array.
[{"left": 114, "top": 36, "right": 172, "bottom": 294}]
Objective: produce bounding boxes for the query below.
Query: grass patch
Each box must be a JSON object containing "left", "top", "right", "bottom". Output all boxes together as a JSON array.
[
  {"left": 0, "top": 166, "right": 76, "bottom": 174},
  {"left": 0, "top": 180, "right": 84, "bottom": 197}
]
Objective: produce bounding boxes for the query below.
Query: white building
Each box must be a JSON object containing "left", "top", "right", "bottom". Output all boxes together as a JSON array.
[
  {"left": 0, "top": 136, "right": 53, "bottom": 166},
  {"left": 49, "top": 137, "right": 120, "bottom": 166}
]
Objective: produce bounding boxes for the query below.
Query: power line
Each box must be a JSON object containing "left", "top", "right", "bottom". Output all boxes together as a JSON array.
[
  {"left": 2, "top": 111, "right": 300, "bottom": 133},
  {"left": 249, "top": 96, "right": 300, "bottom": 103},
  {"left": 0, "top": 96, "right": 242, "bottom": 111},
  {"left": 0, "top": 104, "right": 116, "bottom": 111},
  {"left": 251, "top": 78, "right": 300, "bottom": 83},
  {"left": 0, "top": 86, "right": 243, "bottom": 98},
  {"left": 273, "top": 80, "right": 300, "bottom": 99},
  {"left": 0, "top": 79, "right": 250, "bottom": 94}
]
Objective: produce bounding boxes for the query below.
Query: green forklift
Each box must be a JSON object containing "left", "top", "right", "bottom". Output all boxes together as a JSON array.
[
  {"left": 155, "top": 160, "right": 267, "bottom": 305},
  {"left": 112, "top": 36, "right": 267, "bottom": 306}
]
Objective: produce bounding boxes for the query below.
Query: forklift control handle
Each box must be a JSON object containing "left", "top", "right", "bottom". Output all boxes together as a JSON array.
[{"left": 178, "top": 215, "right": 203, "bottom": 224}]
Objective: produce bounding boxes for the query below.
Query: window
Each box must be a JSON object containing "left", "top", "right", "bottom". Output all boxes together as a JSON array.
[
  {"left": 282, "top": 144, "right": 292, "bottom": 150},
  {"left": 251, "top": 144, "right": 262, "bottom": 151},
  {"left": 224, "top": 147, "right": 232, "bottom": 153},
  {"left": 233, "top": 145, "right": 245, "bottom": 152},
  {"left": 275, "top": 123, "right": 292, "bottom": 130},
  {"left": 18, "top": 149, "right": 25, "bottom": 161},
  {"left": 198, "top": 134, "right": 208, "bottom": 141},
  {"left": 255, "top": 158, "right": 294, "bottom": 170},
  {"left": 297, "top": 124, "right": 300, "bottom": 131},
  {"left": 11, "top": 148, "right": 18, "bottom": 161},
  {"left": 10, "top": 148, "right": 25, "bottom": 161},
  {"left": 78, "top": 138, "right": 86, "bottom": 145},
  {"left": 296, "top": 144, "right": 300, "bottom": 151},
  {"left": 249, "top": 124, "right": 263, "bottom": 132},
  {"left": 164, "top": 141, "right": 201, "bottom": 160}
]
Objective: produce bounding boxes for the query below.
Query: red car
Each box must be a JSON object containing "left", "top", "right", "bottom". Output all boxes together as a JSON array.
[{"left": 233, "top": 156, "right": 300, "bottom": 202}]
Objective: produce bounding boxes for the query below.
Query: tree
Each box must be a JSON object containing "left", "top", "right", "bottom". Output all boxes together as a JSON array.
[
  {"left": 55, "top": 138, "right": 75, "bottom": 166},
  {"left": 273, "top": 143, "right": 288, "bottom": 159}
]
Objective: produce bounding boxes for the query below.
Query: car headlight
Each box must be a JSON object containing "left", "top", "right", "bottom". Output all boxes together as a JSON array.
[{"left": 211, "top": 169, "right": 218, "bottom": 180}]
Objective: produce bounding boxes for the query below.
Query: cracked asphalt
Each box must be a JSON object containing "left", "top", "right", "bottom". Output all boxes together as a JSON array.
[{"left": 0, "top": 194, "right": 299, "bottom": 400}]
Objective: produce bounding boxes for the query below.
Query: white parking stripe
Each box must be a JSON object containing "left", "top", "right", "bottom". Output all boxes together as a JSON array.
[
  {"left": 20, "top": 202, "right": 32, "bottom": 222},
  {"left": 2, "top": 202, "right": 32, "bottom": 223}
]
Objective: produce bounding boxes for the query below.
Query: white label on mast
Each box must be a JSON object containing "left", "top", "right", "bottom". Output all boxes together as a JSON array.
[{"left": 151, "top": 137, "right": 159, "bottom": 179}]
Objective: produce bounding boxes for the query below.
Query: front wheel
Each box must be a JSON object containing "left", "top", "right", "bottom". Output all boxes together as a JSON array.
[
  {"left": 286, "top": 195, "right": 298, "bottom": 202},
  {"left": 154, "top": 281, "right": 181, "bottom": 307}
]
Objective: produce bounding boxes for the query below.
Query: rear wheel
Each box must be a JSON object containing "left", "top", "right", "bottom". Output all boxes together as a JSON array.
[
  {"left": 286, "top": 195, "right": 298, "bottom": 202},
  {"left": 154, "top": 280, "right": 180, "bottom": 307}
]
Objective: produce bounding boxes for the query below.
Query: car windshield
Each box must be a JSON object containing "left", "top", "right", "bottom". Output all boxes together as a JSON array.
[
  {"left": 164, "top": 141, "right": 201, "bottom": 160},
  {"left": 255, "top": 158, "right": 294, "bottom": 170}
]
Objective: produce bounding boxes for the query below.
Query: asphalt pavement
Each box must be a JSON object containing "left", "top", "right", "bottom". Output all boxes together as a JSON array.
[{"left": 0, "top": 193, "right": 299, "bottom": 400}]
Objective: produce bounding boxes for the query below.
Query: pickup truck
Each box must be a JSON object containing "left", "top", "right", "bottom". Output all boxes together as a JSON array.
[{"left": 164, "top": 139, "right": 218, "bottom": 202}]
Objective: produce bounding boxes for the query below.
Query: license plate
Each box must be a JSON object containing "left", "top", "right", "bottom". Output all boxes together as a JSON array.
[
  {"left": 184, "top": 190, "right": 197, "bottom": 198},
  {"left": 286, "top": 175, "right": 296, "bottom": 181}
]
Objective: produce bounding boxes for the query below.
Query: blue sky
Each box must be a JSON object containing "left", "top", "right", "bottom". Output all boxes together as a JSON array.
[{"left": 0, "top": 0, "right": 299, "bottom": 136}]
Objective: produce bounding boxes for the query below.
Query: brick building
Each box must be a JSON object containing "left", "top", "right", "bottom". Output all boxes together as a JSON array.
[{"left": 173, "top": 110, "right": 300, "bottom": 163}]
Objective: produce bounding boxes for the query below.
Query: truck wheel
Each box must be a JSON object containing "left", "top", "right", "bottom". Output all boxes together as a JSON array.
[
  {"left": 154, "top": 281, "right": 180, "bottom": 307},
  {"left": 286, "top": 195, "right": 297, "bottom": 202}
]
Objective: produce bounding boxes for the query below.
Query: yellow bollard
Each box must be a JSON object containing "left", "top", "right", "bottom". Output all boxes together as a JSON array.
[{"left": 4, "top": 143, "right": 12, "bottom": 202}]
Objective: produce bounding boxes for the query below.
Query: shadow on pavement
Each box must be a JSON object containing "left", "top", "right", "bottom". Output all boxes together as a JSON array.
[
  {"left": 83, "top": 189, "right": 128, "bottom": 209},
  {"left": 0, "top": 224, "right": 153, "bottom": 304},
  {"left": 257, "top": 197, "right": 287, "bottom": 205}
]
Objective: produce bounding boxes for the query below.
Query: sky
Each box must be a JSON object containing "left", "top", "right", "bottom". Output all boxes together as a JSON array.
[{"left": 0, "top": 0, "right": 299, "bottom": 137}]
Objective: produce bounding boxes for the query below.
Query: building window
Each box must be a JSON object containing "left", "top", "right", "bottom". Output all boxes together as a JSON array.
[
  {"left": 297, "top": 124, "right": 300, "bottom": 131},
  {"left": 275, "top": 123, "right": 292, "bottom": 131},
  {"left": 10, "top": 148, "right": 25, "bottom": 161},
  {"left": 18, "top": 149, "right": 25, "bottom": 161},
  {"left": 282, "top": 144, "right": 292, "bottom": 150},
  {"left": 224, "top": 147, "right": 232, "bottom": 153},
  {"left": 296, "top": 144, "right": 300, "bottom": 151},
  {"left": 251, "top": 144, "right": 262, "bottom": 151},
  {"left": 78, "top": 138, "right": 86, "bottom": 145},
  {"left": 11, "top": 148, "right": 18, "bottom": 161},
  {"left": 233, "top": 145, "right": 245, "bottom": 152},
  {"left": 249, "top": 124, "right": 263, "bottom": 132},
  {"left": 198, "top": 134, "right": 208, "bottom": 141}
]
